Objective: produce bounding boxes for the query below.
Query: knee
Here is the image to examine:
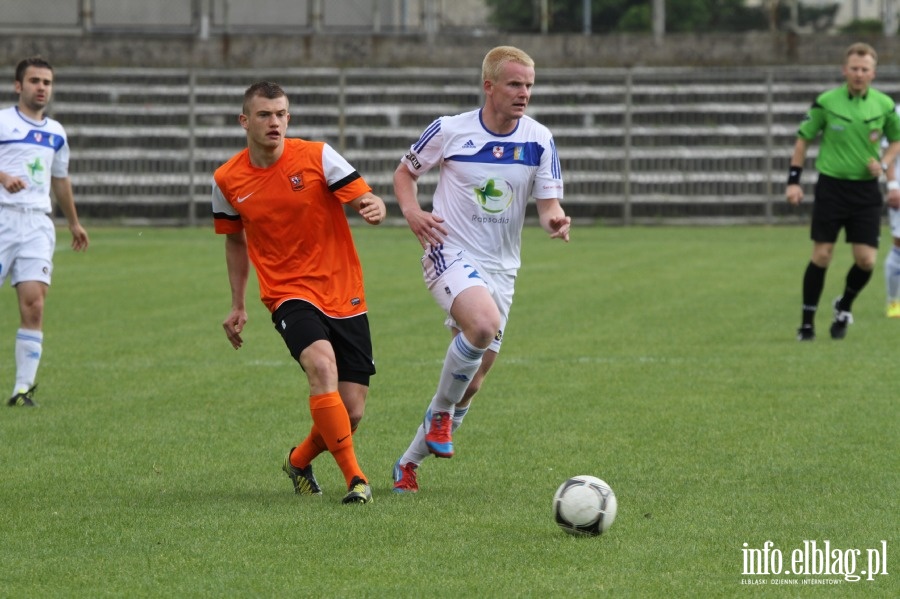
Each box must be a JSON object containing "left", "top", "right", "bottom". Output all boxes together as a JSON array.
[
  {"left": 347, "top": 407, "right": 365, "bottom": 430},
  {"left": 465, "top": 317, "right": 501, "bottom": 349},
  {"left": 858, "top": 257, "right": 877, "bottom": 271},
  {"left": 301, "top": 355, "right": 338, "bottom": 390},
  {"left": 811, "top": 251, "right": 832, "bottom": 268},
  {"left": 19, "top": 297, "right": 44, "bottom": 327}
]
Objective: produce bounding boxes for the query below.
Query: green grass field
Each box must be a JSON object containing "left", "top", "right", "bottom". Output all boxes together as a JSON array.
[{"left": 0, "top": 224, "right": 897, "bottom": 598}]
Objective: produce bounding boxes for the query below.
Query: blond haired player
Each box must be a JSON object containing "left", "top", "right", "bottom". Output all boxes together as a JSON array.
[{"left": 391, "top": 46, "right": 570, "bottom": 493}]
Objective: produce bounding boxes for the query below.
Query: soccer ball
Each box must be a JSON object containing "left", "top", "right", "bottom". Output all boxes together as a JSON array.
[{"left": 552, "top": 475, "right": 617, "bottom": 536}]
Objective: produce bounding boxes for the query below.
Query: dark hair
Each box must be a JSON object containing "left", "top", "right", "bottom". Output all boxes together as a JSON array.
[
  {"left": 242, "top": 81, "right": 287, "bottom": 114},
  {"left": 15, "top": 56, "right": 53, "bottom": 83}
]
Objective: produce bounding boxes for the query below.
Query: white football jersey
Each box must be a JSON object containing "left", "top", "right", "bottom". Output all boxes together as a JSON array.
[
  {"left": 400, "top": 108, "right": 563, "bottom": 274},
  {"left": 0, "top": 106, "right": 70, "bottom": 213}
]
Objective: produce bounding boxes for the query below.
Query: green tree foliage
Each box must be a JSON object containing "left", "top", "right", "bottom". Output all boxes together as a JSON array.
[{"left": 485, "top": 0, "right": 773, "bottom": 33}]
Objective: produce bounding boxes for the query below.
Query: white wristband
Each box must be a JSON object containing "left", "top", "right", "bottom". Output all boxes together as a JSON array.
[{"left": 888, "top": 181, "right": 900, "bottom": 191}]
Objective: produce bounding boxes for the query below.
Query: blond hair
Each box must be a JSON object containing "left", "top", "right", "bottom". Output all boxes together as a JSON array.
[
  {"left": 482, "top": 46, "right": 535, "bottom": 83},
  {"left": 845, "top": 42, "right": 877, "bottom": 65}
]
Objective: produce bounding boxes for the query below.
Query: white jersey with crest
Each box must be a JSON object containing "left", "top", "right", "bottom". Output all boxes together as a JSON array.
[
  {"left": 400, "top": 108, "right": 563, "bottom": 274},
  {"left": 0, "top": 106, "right": 70, "bottom": 213}
]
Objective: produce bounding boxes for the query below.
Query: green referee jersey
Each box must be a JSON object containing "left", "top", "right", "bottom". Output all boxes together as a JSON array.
[{"left": 797, "top": 83, "right": 900, "bottom": 180}]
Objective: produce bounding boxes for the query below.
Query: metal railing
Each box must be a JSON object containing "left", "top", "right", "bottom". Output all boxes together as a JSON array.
[{"left": 3, "top": 64, "right": 894, "bottom": 225}]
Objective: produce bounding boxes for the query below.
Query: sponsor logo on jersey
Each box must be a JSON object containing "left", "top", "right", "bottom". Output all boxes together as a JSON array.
[
  {"left": 474, "top": 177, "right": 514, "bottom": 214},
  {"left": 513, "top": 146, "right": 524, "bottom": 160},
  {"left": 26, "top": 157, "right": 45, "bottom": 184},
  {"left": 462, "top": 140, "right": 476, "bottom": 148}
]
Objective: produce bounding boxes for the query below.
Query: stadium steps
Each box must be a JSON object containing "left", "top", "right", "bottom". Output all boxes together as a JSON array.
[{"left": 0, "top": 65, "right": 886, "bottom": 222}]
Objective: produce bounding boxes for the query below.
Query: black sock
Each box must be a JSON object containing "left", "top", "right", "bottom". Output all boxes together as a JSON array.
[
  {"left": 839, "top": 264, "right": 873, "bottom": 311},
  {"left": 801, "top": 262, "right": 827, "bottom": 327}
]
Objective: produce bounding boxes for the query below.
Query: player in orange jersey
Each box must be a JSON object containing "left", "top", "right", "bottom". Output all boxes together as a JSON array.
[{"left": 212, "top": 81, "right": 386, "bottom": 504}]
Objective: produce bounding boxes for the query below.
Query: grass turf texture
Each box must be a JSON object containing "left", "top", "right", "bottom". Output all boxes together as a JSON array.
[{"left": 0, "top": 225, "right": 897, "bottom": 598}]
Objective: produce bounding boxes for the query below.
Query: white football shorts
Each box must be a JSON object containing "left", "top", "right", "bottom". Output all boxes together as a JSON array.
[
  {"left": 420, "top": 244, "right": 515, "bottom": 353},
  {"left": 0, "top": 206, "right": 56, "bottom": 287}
]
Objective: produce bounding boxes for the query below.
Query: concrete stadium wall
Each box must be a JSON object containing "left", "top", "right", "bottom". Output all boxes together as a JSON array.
[{"left": 4, "top": 31, "right": 900, "bottom": 70}]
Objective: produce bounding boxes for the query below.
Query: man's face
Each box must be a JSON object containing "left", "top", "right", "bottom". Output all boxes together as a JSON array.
[
  {"left": 843, "top": 54, "right": 876, "bottom": 95},
  {"left": 15, "top": 66, "right": 54, "bottom": 113},
  {"left": 239, "top": 94, "right": 290, "bottom": 150},
  {"left": 485, "top": 61, "right": 535, "bottom": 122}
]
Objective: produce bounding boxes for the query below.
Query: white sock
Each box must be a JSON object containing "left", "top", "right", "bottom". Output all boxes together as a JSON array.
[
  {"left": 400, "top": 405, "right": 471, "bottom": 467},
  {"left": 400, "top": 421, "right": 430, "bottom": 466},
  {"left": 428, "top": 334, "right": 484, "bottom": 414},
  {"left": 14, "top": 328, "right": 43, "bottom": 395},
  {"left": 451, "top": 406, "right": 469, "bottom": 432},
  {"left": 886, "top": 246, "right": 900, "bottom": 302}
]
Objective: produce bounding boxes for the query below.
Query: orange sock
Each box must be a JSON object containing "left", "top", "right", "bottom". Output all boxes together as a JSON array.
[
  {"left": 308, "top": 391, "right": 366, "bottom": 487},
  {"left": 289, "top": 423, "right": 328, "bottom": 469}
]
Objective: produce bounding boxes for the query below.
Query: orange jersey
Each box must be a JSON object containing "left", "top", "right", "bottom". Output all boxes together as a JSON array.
[{"left": 212, "top": 138, "right": 372, "bottom": 317}]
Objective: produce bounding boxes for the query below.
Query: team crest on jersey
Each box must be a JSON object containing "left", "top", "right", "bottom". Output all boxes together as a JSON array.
[
  {"left": 289, "top": 173, "right": 304, "bottom": 191},
  {"left": 870, "top": 129, "right": 882, "bottom": 142},
  {"left": 492, "top": 146, "right": 504, "bottom": 159},
  {"left": 33, "top": 132, "right": 42, "bottom": 143}
]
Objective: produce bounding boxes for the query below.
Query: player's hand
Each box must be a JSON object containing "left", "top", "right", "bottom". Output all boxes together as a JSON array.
[
  {"left": 0, "top": 174, "right": 27, "bottom": 194},
  {"left": 222, "top": 309, "right": 248, "bottom": 350},
  {"left": 786, "top": 184, "right": 803, "bottom": 205},
  {"left": 888, "top": 188, "right": 900, "bottom": 209},
  {"left": 405, "top": 208, "right": 447, "bottom": 249},
  {"left": 548, "top": 215, "right": 571, "bottom": 242},
  {"left": 867, "top": 157, "right": 883, "bottom": 178},
  {"left": 358, "top": 195, "right": 386, "bottom": 225},
  {"left": 70, "top": 224, "right": 89, "bottom": 251}
]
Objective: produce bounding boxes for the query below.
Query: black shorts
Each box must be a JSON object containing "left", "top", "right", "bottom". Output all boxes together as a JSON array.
[
  {"left": 811, "top": 174, "right": 882, "bottom": 247},
  {"left": 272, "top": 300, "right": 376, "bottom": 386}
]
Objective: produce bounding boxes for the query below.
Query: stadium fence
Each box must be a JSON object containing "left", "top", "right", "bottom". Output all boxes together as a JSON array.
[{"left": 4, "top": 64, "right": 899, "bottom": 226}]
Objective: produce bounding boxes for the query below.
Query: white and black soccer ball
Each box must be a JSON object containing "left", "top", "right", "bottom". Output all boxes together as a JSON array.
[{"left": 552, "top": 475, "right": 617, "bottom": 536}]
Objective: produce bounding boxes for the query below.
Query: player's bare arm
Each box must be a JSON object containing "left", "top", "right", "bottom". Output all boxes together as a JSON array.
[
  {"left": 223, "top": 232, "right": 250, "bottom": 350},
  {"left": 349, "top": 191, "right": 386, "bottom": 225},
  {"left": 537, "top": 198, "right": 571, "bottom": 242},
  {"left": 51, "top": 176, "right": 89, "bottom": 251},
  {"left": 393, "top": 163, "right": 447, "bottom": 248}
]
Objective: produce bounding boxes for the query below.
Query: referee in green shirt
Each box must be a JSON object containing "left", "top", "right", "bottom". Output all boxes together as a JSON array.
[{"left": 786, "top": 42, "right": 900, "bottom": 341}]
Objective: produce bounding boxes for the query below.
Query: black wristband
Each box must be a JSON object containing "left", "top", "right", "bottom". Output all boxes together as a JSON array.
[{"left": 787, "top": 166, "right": 802, "bottom": 185}]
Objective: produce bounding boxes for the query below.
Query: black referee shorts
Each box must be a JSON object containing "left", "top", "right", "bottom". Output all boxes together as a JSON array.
[
  {"left": 811, "top": 174, "right": 882, "bottom": 247},
  {"left": 272, "top": 300, "right": 376, "bottom": 386}
]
